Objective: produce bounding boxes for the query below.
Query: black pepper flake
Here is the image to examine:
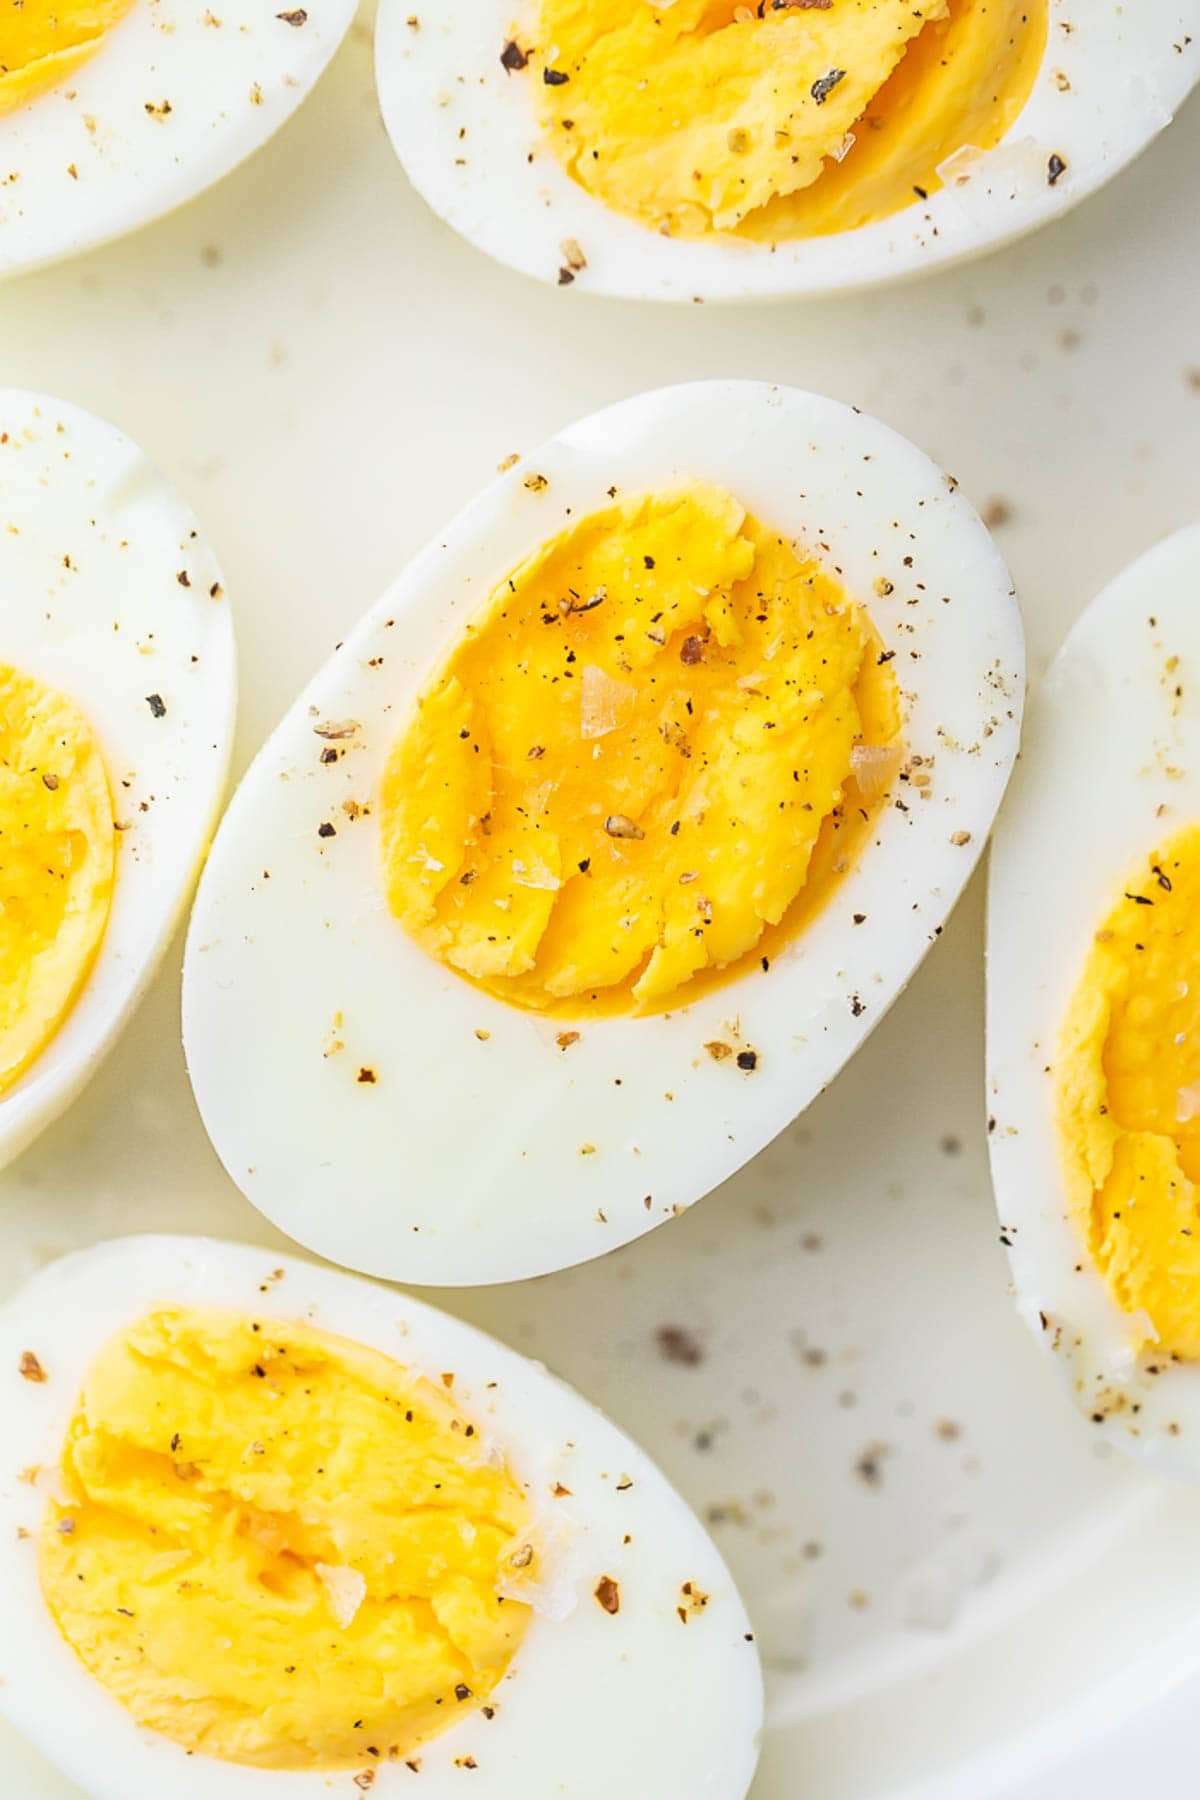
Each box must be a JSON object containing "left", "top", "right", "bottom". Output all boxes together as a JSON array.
[
  {"left": 318, "top": 821, "right": 336, "bottom": 838},
  {"left": 146, "top": 693, "right": 166, "bottom": 718},
  {"left": 1125, "top": 891, "right": 1153, "bottom": 906},
  {"left": 276, "top": 7, "right": 307, "bottom": 20},
  {"left": 454, "top": 1683, "right": 472, "bottom": 1701},
  {"left": 680, "top": 635, "right": 704, "bottom": 666},
  {"left": 656, "top": 1325, "right": 704, "bottom": 1366},
  {"left": 176, "top": 569, "right": 191, "bottom": 587},
  {"left": 500, "top": 38, "right": 528, "bottom": 70},
  {"left": 543, "top": 66, "right": 569, "bottom": 85},
  {"left": 810, "top": 67, "right": 845, "bottom": 105},
  {"left": 557, "top": 267, "right": 575, "bottom": 286},
  {"left": 736, "top": 1049, "right": 758, "bottom": 1072},
  {"left": 1047, "top": 152, "right": 1067, "bottom": 185},
  {"left": 357, "top": 1067, "right": 377, "bottom": 1084}
]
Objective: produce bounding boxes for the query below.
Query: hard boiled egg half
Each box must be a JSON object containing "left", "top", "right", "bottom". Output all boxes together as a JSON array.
[
  {"left": 988, "top": 524, "right": 1200, "bottom": 1477},
  {"left": 0, "top": 389, "right": 235, "bottom": 1171},
  {"left": 0, "top": 1233, "right": 763, "bottom": 1797},
  {"left": 0, "top": 0, "right": 355, "bottom": 277},
  {"left": 183, "top": 380, "right": 1023, "bottom": 1286},
  {"left": 375, "top": 0, "right": 1200, "bottom": 302}
]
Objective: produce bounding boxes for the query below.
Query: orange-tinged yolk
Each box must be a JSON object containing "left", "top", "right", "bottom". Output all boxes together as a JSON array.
[
  {"left": 379, "top": 484, "right": 901, "bottom": 1017},
  {"left": 1058, "top": 825, "right": 1200, "bottom": 1359},
  {"left": 533, "top": 0, "right": 1048, "bottom": 242},
  {"left": 39, "top": 1305, "right": 534, "bottom": 1770},
  {"left": 0, "top": 663, "right": 115, "bottom": 1095},
  {"left": 0, "top": 0, "right": 137, "bottom": 116}
]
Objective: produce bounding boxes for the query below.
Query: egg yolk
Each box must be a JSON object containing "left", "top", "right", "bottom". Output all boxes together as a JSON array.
[
  {"left": 0, "top": 0, "right": 136, "bottom": 115},
  {"left": 380, "top": 483, "right": 900, "bottom": 1016},
  {"left": 1057, "top": 825, "right": 1200, "bottom": 1360},
  {"left": 533, "top": 0, "right": 1048, "bottom": 241},
  {"left": 0, "top": 663, "right": 115, "bottom": 1097},
  {"left": 38, "top": 1306, "right": 534, "bottom": 1771}
]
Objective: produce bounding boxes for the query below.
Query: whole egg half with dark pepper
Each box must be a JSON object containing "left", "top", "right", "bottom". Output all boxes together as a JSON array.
[
  {"left": 0, "top": 390, "right": 235, "bottom": 1172},
  {"left": 183, "top": 381, "right": 1024, "bottom": 1285},
  {"left": 374, "top": 0, "right": 1200, "bottom": 299},
  {"left": 0, "top": 1234, "right": 762, "bottom": 1797},
  {"left": 989, "top": 523, "right": 1200, "bottom": 1477}
]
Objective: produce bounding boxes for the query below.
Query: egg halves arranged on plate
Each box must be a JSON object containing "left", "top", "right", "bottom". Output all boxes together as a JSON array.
[
  {"left": 0, "top": 0, "right": 356, "bottom": 277},
  {"left": 989, "top": 523, "right": 1200, "bottom": 1477},
  {"left": 376, "top": 0, "right": 1200, "bottom": 301},
  {"left": 184, "top": 381, "right": 1023, "bottom": 1286},
  {"left": 0, "top": 390, "right": 236, "bottom": 1172},
  {"left": 0, "top": 1235, "right": 763, "bottom": 1799}
]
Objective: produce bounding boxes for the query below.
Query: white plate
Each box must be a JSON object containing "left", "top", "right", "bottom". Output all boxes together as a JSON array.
[{"left": 0, "top": 9, "right": 1198, "bottom": 1795}]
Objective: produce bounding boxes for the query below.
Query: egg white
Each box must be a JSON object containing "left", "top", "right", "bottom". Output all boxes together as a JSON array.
[
  {"left": 0, "top": 0, "right": 356, "bottom": 278},
  {"left": 374, "top": 0, "right": 1200, "bottom": 302},
  {"left": 182, "top": 380, "right": 1023, "bottom": 1286},
  {"left": 987, "top": 523, "right": 1200, "bottom": 1477},
  {"left": 0, "top": 1233, "right": 763, "bottom": 1799},
  {"left": 0, "top": 389, "right": 236, "bottom": 1171}
]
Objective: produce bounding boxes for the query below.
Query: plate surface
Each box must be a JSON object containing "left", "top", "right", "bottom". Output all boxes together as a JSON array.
[{"left": 0, "top": 12, "right": 1198, "bottom": 1795}]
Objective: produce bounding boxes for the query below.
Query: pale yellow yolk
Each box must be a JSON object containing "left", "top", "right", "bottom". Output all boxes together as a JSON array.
[
  {"left": 533, "top": 0, "right": 1048, "bottom": 241},
  {"left": 1057, "top": 825, "right": 1200, "bottom": 1360},
  {"left": 0, "top": 0, "right": 136, "bottom": 113},
  {"left": 380, "top": 484, "right": 900, "bottom": 1017},
  {"left": 38, "top": 1306, "right": 534, "bottom": 1771},
  {"left": 0, "top": 663, "right": 115, "bottom": 1096}
]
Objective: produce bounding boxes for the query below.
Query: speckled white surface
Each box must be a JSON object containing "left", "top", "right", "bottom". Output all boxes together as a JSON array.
[{"left": 0, "top": 9, "right": 1198, "bottom": 1795}]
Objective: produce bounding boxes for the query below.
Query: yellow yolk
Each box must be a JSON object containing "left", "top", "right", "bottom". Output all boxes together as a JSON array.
[
  {"left": 1057, "top": 825, "right": 1200, "bottom": 1360},
  {"left": 38, "top": 1306, "right": 534, "bottom": 1771},
  {"left": 0, "top": 0, "right": 137, "bottom": 115},
  {"left": 380, "top": 484, "right": 900, "bottom": 1016},
  {"left": 0, "top": 663, "right": 115, "bottom": 1096},
  {"left": 533, "top": 0, "right": 1048, "bottom": 242}
]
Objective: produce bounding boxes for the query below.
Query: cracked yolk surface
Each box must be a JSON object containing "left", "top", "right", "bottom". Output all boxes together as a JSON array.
[
  {"left": 0, "top": 0, "right": 137, "bottom": 115},
  {"left": 0, "top": 663, "right": 114, "bottom": 1096},
  {"left": 1058, "top": 825, "right": 1200, "bottom": 1359},
  {"left": 533, "top": 0, "right": 1047, "bottom": 241},
  {"left": 39, "top": 1306, "right": 533, "bottom": 1770},
  {"left": 380, "top": 483, "right": 900, "bottom": 1016}
]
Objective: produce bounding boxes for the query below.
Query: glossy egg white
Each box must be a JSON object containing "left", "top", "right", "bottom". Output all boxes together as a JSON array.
[
  {"left": 987, "top": 524, "right": 1200, "bottom": 1477},
  {"left": 0, "top": 0, "right": 356, "bottom": 278},
  {"left": 0, "top": 1233, "right": 763, "bottom": 1799},
  {"left": 183, "top": 380, "right": 1023, "bottom": 1286},
  {"left": 0, "top": 390, "right": 236, "bottom": 1172},
  {"left": 375, "top": 0, "right": 1200, "bottom": 302}
]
